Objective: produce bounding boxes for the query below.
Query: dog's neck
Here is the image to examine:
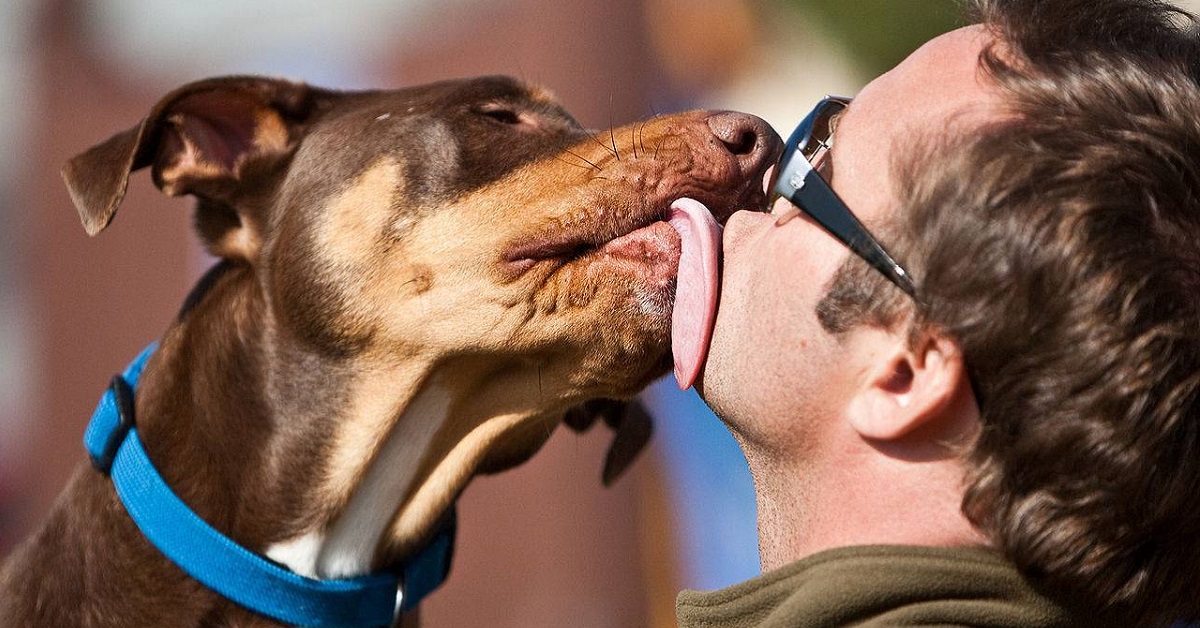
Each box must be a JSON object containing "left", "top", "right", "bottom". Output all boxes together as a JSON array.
[
  {"left": 136, "top": 262, "right": 555, "bottom": 581},
  {"left": 261, "top": 358, "right": 451, "bottom": 579}
]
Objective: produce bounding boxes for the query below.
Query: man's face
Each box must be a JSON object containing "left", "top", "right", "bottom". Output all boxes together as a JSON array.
[{"left": 700, "top": 26, "right": 1003, "bottom": 452}]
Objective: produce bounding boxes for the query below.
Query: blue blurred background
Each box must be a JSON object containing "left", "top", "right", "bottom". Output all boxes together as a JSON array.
[{"left": 6, "top": 1, "right": 1186, "bottom": 625}]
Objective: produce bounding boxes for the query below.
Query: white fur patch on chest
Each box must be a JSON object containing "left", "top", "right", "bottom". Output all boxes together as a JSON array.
[
  {"left": 264, "top": 530, "right": 325, "bottom": 579},
  {"left": 269, "top": 382, "right": 453, "bottom": 580}
]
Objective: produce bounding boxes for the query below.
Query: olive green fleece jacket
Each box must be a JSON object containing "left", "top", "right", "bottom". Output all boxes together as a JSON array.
[{"left": 676, "top": 545, "right": 1092, "bottom": 627}]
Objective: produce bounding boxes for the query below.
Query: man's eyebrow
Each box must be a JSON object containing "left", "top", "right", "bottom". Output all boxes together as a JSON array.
[
  {"left": 831, "top": 98, "right": 854, "bottom": 138},
  {"left": 829, "top": 108, "right": 847, "bottom": 139},
  {"left": 822, "top": 103, "right": 851, "bottom": 179}
]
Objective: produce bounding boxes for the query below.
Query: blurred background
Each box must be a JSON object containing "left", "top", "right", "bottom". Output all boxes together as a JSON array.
[{"left": 2, "top": 0, "right": 1194, "bottom": 626}]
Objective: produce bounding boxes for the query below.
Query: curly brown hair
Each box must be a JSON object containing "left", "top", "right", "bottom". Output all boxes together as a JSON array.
[{"left": 817, "top": 0, "right": 1200, "bottom": 624}]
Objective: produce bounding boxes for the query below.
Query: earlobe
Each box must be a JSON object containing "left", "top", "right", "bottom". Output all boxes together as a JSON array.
[{"left": 846, "top": 329, "right": 969, "bottom": 443}]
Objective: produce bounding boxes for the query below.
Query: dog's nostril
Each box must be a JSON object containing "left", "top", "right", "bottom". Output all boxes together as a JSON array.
[
  {"left": 707, "top": 112, "right": 779, "bottom": 171},
  {"left": 707, "top": 112, "right": 769, "bottom": 157},
  {"left": 726, "top": 130, "right": 758, "bottom": 155}
]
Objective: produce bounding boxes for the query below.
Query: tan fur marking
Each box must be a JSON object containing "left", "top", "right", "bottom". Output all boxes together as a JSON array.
[
  {"left": 319, "top": 158, "right": 405, "bottom": 266},
  {"left": 318, "top": 362, "right": 432, "bottom": 519},
  {"left": 527, "top": 85, "right": 559, "bottom": 106},
  {"left": 158, "top": 132, "right": 226, "bottom": 197},
  {"left": 319, "top": 380, "right": 453, "bottom": 578},
  {"left": 403, "top": 264, "right": 433, "bottom": 295},
  {"left": 253, "top": 110, "right": 291, "bottom": 154},
  {"left": 360, "top": 174, "right": 579, "bottom": 354},
  {"left": 363, "top": 203, "right": 505, "bottom": 350},
  {"left": 217, "top": 228, "right": 261, "bottom": 260}
]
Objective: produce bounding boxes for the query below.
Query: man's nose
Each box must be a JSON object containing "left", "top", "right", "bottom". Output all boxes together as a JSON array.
[{"left": 721, "top": 205, "right": 775, "bottom": 254}]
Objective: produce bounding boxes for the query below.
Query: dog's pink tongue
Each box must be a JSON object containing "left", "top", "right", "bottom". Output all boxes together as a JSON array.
[{"left": 668, "top": 198, "right": 722, "bottom": 390}]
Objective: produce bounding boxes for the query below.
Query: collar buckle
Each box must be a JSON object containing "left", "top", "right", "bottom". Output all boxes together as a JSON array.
[{"left": 88, "top": 375, "right": 137, "bottom": 474}]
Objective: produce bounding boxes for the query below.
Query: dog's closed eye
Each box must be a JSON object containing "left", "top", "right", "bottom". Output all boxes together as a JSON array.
[{"left": 476, "top": 103, "right": 523, "bottom": 126}]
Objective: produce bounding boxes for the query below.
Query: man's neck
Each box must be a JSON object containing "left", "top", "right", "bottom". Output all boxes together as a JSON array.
[{"left": 747, "top": 440, "right": 988, "bottom": 572}]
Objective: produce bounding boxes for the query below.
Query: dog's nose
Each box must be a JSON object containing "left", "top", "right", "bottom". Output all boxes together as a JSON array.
[{"left": 706, "top": 112, "right": 779, "bottom": 172}]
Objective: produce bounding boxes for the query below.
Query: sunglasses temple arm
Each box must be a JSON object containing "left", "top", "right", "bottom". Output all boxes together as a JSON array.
[{"left": 794, "top": 169, "right": 918, "bottom": 297}]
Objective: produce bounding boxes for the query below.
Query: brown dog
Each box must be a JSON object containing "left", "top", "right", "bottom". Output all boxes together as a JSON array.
[{"left": 0, "top": 75, "right": 779, "bottom": 626}]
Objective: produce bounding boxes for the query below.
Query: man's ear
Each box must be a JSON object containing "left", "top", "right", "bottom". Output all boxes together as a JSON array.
[
  {"left": 61, "top": 76, "right": 334, "bottom": 260},
  {"left": 845, "top": 327, "right": 971, "bottom": 443}
]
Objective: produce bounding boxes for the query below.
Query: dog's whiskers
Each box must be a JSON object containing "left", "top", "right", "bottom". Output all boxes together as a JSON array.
[
  {"left": 608, "top": 96, "right": 621, "bottom": 163},
  {"left": 636, "top": 120, "right": 649, "bottom": 161},
  {"left": 553, "top": 153, "right": 598, "bottom": 171},
  {"left": 637, "top": 109, "right": 662, "bottom": 161},
  {"left": 564, "top": 149, "right": 602, "bottom": 172},
  {"left": 587, "top": 130, "right": 619, "bottom": 160}
]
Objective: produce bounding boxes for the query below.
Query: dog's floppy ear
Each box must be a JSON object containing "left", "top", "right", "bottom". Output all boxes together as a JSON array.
[
  {"left": 62, "top": 76, "right": 331, "bottom": 256},
  {"left": 564, "top": 399, "right": 654, "bottom": 486}
]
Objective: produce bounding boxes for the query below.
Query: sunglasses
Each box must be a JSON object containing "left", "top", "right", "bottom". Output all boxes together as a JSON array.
[{"left": 770, "top": 96, "right": 917, "bottom": 297}]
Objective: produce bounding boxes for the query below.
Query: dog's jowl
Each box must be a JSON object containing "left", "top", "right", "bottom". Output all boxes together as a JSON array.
[{"left": 0, "top": 75, "right": 780, "bottom": 627}]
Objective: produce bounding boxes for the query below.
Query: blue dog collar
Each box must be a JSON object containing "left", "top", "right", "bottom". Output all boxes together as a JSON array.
[{"left": 83, "top": 343, "right": 454, "bottom": 627}]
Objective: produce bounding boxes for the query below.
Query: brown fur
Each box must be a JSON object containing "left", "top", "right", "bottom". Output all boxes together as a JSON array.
[{"left": 0, "top": 75, "right": 779, "bottom": 626}]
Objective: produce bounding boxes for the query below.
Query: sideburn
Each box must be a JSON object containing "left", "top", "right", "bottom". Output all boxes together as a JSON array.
[{"left": 816, "top": 251, "right": 911, "bottom": 335}]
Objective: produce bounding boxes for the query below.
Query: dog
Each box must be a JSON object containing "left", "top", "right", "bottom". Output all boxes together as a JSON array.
[{"left": 0, "top": 75, "right": 779, "bottom": 627}]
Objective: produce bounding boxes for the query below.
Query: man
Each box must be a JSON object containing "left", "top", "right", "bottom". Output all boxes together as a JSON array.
[{"left": 674, "top": 0, "right": 1200, "bottom": 625}]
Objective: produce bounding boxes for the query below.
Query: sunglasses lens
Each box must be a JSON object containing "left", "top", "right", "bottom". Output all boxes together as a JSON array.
[{"left": 801, "top": 100, "right": 846, "bottom": 163}]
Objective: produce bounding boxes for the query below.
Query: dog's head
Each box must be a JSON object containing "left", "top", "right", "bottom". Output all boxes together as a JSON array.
[
  {"left": 63, "top": 75, "right": 779, "bottom": 556},
  {"left": 65, "top": 74, "right": 777, "bottom": 402}
]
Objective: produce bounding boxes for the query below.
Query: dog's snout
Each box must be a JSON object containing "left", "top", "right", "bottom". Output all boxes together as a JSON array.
[{"left": 707, "top": 112, "right": 778, "bottom": 171}]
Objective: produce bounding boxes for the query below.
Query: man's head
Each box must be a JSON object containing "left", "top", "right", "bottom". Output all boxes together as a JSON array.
[
  {"left": 703, "top": 0, "right": 1200, "bottom": 623},
  {"left": 703, "top": 24, "right": 1000, "bottom": 448}
]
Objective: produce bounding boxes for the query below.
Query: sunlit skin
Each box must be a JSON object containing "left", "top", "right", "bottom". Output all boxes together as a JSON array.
[{"left": 699, "top": 26, "right": 1008, "bottom": 570}]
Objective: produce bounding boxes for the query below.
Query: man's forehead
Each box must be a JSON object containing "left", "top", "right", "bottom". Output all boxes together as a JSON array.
[
  {"left": 832, "top": 25, "right": 1004, "bottom": 223},
  {"left": 849, "top": 26, "right": 1000, "bottom": 136}
]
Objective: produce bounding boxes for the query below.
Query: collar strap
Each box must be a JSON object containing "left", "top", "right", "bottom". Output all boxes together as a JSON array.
[{"left": 83, "top": 343, "right": 455, "bottom": 628}]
